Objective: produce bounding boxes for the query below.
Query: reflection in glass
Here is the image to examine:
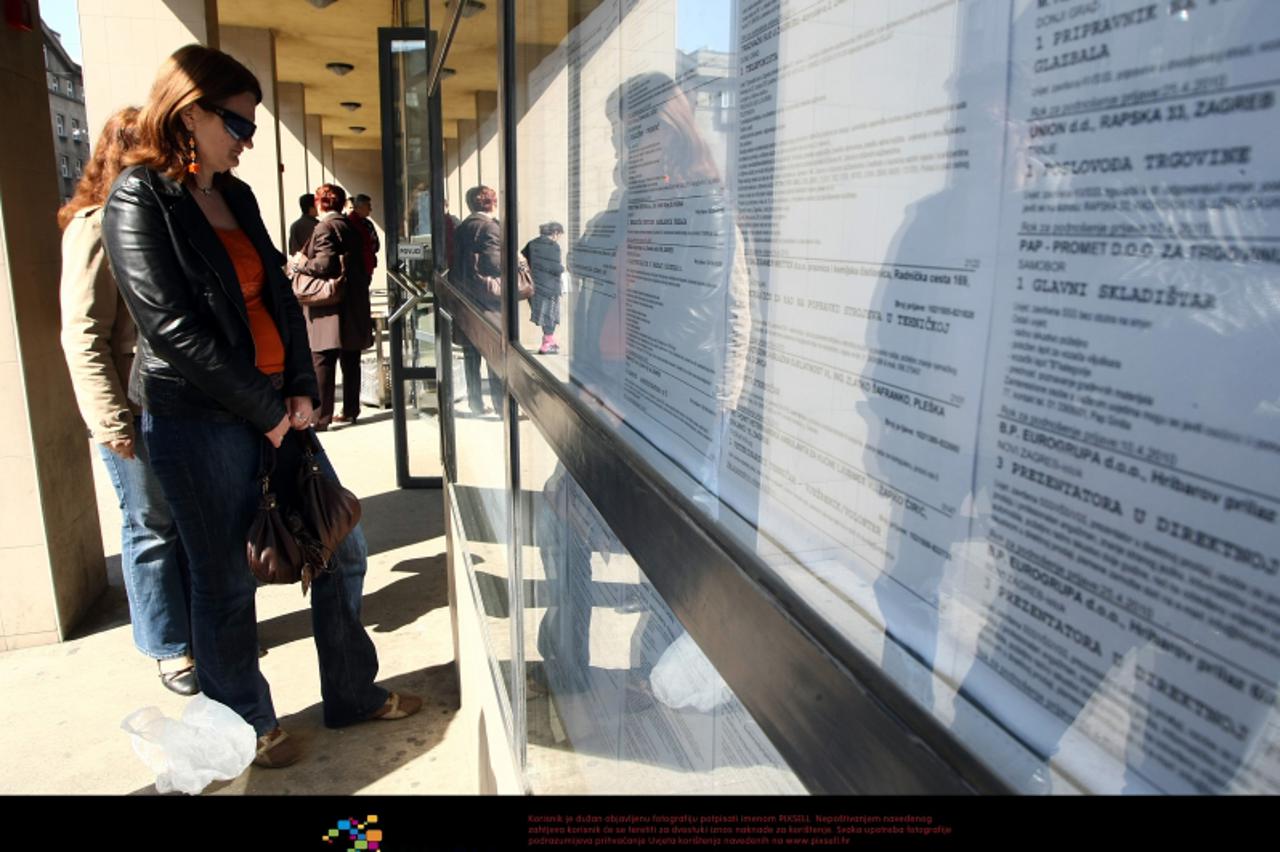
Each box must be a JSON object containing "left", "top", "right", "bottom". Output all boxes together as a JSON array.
[
  {"left": 449, "top": 185, "right": 506, "bottom": 413},
  {"left": 383, "top": 32, "right": 442, "bottom": 480},
  {"left": 446, "top": 317, "right": 512, "bottom": 708},
  {"left": 523, "top": 222, "right": 566, "bottom": 355},
  {"left": 519, "top": 412, "right": 803, "bottom": 794},
  {"left": 510, "top": 0, "right": 1280, "bottom": 795},
  {"left": 390, "top": 36, "right": 433, "bottom": 287}
]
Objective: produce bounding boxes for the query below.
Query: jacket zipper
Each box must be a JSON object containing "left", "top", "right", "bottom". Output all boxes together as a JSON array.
[{"left": 188, "top": 238, "right": 260, "bottom": 367}]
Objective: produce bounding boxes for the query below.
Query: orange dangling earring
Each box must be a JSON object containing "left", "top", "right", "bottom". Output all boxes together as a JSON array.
[{"left": 186, "top": 135, "right": 200, "bottom": 176}]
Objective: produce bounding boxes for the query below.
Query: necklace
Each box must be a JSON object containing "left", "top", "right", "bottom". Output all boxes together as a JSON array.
[{"left": 196, "top": 184, "right": 215, "bottom": 196}]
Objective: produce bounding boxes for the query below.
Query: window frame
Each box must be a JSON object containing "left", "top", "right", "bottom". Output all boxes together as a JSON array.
[{"left": 422, "top": 0, "right": 1015, "bottom": 796}]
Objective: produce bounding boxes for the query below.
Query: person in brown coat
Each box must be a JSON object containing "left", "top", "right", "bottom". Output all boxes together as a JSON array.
[{"left": 288, "top": 183, "right": 373, "bottom": 428}]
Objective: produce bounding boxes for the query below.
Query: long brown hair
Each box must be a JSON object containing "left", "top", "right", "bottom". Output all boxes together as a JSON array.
[
  {"left": 125, "top": 44, "right": 262, "bottom": 182},
  {"left": 57, "top": 106, "right": 140, "bottom": 230},
  {"left": 616, "top": 73, "right": 720, "bottom": 187}
]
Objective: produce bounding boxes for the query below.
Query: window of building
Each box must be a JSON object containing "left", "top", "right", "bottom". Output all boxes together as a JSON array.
[
  {"left": 55, "top": 114, "right": 64, "bottom": 137},
  {"left": 65, "top": 79, "right": 73, "bottom": 98},
  {"left": 59, "top": 156, "right": 69, "bottom": 178},
  {"left": 75, "top": 159, "right": 83, "bottom": 177},
  {"left": 426, "top": 0, "right": 1280, "bottom": 798},
  {"left": 71, "top": 118, "right": 80, "bottom": 140},
  {"left": 48, "top": 74, "right": 58, "bottom": 92}
]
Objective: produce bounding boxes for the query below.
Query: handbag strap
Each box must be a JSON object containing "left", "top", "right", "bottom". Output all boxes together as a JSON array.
[
  {"left": 301, "top": 427, "right": 322, "bottom": 456},
  {"left": 256, "top": 437, "right": 277, "bottom": 493}
]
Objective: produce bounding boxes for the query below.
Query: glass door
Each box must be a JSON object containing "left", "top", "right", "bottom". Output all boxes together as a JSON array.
[{"left": 379, "top": 26, "right": 444, "bottom": 488}]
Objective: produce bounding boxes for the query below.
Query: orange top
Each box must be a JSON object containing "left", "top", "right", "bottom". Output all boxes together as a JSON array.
[{"left": 215, "top": 228, "right": 286, "bottom": 376}]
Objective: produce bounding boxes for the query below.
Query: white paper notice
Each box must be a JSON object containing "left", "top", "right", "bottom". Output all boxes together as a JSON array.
[
  {"left": 963, "top": 0, "right": 1280, "bottom": 794},
  {"left": 720, "top": 0, "right": 1012, "bottom": 671}
]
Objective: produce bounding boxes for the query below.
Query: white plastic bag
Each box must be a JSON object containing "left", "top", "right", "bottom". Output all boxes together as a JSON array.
[
  {"left": 121, "top": 694, "right": 257, "bottom": 794},
  {"left": 649, "top": 632, "right": 732, "bottom": 713}
]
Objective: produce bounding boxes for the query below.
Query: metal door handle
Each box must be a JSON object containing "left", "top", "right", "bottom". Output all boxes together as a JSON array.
[{"left": 386, "top": 266, "right": 427, "bottom": 323}]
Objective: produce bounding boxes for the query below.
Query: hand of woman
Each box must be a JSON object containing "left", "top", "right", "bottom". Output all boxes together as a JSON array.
[
  {"left": 104, "top": 437, "right": 136, "bottom": 460},
  {"left": 286, "top": 396, "right": 315, "bottom": 431},
  {"left": 266, "top": 413, "right": 291, "bottom": 448}
]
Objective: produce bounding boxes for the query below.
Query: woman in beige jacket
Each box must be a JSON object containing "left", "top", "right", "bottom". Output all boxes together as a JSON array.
[{"left": 58, "top": 108, "right": 196, "bottom": 695}]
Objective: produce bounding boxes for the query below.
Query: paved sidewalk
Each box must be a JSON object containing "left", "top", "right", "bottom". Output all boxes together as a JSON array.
[{"left": 0, "top": 410, "right": 473, "bottom": 795}]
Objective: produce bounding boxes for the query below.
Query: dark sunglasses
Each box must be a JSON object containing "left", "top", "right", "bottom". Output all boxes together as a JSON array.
[{"left": 200, "top": 102, "right": 256, "bottom": 142}]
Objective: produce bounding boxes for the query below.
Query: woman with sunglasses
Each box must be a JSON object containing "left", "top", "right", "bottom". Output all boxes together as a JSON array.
[{"left": 102, "top": 45, "right": 420, "bottom": 771}]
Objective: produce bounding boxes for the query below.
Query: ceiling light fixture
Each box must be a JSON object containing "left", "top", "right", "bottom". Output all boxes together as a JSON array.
[
  {"left": 306, "top": 0, "right": 339, "bottom": 8},
  {"left": 349, "top": 126, "right": 367, "bottom": 134},
  {"left": 444, "top": 0, "right": 486, "bottom": 18},
  {"left": 325, "top": 62, "right": 354, "bottom": 76},
  {"left": 439, "top": 67, "right": 457, "bottom": 79},
  {"left": 340, "top": 101, "right": 362, "bottom": 111}
]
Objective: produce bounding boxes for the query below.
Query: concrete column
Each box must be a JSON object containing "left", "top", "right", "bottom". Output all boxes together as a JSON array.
[
  {"left": 304, "top": 113, "right": 324, "bottom": 192},
  {"left": 475, "top": 91, "right": 499, "bottom": 190},
  {"left": 444, "top": 137, "right": 461, "bottom": 219},
  {"left": 513, "top": 42, "right": 564, "bottom": 242},
  {"left": 456, "top": 119, "right": 480, "bottom": 202},
  {"left": 322, "top": 135, "right": 336, "bottom": 185},
  {"left": 219, "top": 26, "right": 285, "bottom": 252},
  {"left": 0, "top": 10, "right": 105, "bottom": 648},
  {"left": 277, "top": 82, "right": 309, "bottom": 235},
  {"left": 78, "top": 0, "right": 219, "bottom": 142}
]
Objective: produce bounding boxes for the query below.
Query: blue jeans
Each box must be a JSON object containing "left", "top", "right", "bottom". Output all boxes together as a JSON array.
[
  {"left": 97, "top": 430, "right": 192, "bottom": 661},
  {"left": 142, "top": 411, "right": 388, "bottom": 736}
]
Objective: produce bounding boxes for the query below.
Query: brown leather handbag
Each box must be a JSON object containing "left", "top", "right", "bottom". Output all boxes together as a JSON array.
[
  {"left": 296, "top": 430, "right": 362, "bottom": 558},
  {"left": 471, "top": 252, "right": 534, "bottom": 301},
  {"left": 516, "top": 254, "right": 534, "bottom": 301},
  {"left": 247, "top": 430, "right": 361, "bottom": 594},
  {"left": 291, "top": 254, "right": 347, "bottom": 307}
]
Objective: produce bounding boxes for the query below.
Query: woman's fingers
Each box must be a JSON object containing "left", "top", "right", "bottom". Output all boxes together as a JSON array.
[
  {"left": 266, "top": 413, "right": 290, "bottom": 448},
  {"left": 287, "top": 395, "right": 314, "bottom": 430},
  {"left": 106, "top": 437, "right": 136, "bottom": 460}
]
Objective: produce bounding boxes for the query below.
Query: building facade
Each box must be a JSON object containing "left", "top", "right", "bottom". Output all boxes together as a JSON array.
[{"left": 43, "top": 23, "right": 88, "bottom": 206}]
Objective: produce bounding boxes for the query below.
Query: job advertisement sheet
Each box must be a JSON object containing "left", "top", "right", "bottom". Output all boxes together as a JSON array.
[
  {"left": 720, "top": 1, "right": 1012, "bottom": 652},
  {"left": 963, "top": 0, "right": 1280, "bottom": 793}
]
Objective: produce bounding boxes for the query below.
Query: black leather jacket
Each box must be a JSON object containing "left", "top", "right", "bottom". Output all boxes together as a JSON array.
[{"left": 102, "top": 166, "right": 318, "bottom": 433}]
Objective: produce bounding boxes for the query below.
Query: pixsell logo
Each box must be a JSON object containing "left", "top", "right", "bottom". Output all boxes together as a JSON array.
[{"left": 323, "top": 816, "right": 383, "bottom": 850}]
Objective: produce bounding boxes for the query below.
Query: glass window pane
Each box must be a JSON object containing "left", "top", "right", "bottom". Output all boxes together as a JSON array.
[
  {"left": 512, "top": 0, "right": 1280, "bottom": 795},
  {"left": 518, "top": 410, "right": 804, "bottom": 794},
  {"left": 389, "top": 36, "right": 434, "bottom": 282},
  {"left": 405, "top": 301, "right": 443, "bottom": 479},
  {"left": 439, "top": 5, "right": 504, "bottom": 327},
  {"left": 444, "top": 315, "right": 512, "bottom": 709}
]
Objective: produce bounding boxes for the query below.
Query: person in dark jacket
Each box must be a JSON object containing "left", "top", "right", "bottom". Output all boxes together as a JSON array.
[
  {"left": 288, "top": 183, "right": 374, "bottom": 427},
  {"left": 522, "top": 222, "right": 565, "bottom": 354},
  {"left": 348, "top": 193, "right": 380, "bottom": 278},
  {"left": 449, "top": 184, "right": 503, "bottom": 414},
  {"left": 101, "top": 45, "right": 420, "bottom": 772},
  {"left": 287, "top": 193, "right": 317, "bottom": 254}
]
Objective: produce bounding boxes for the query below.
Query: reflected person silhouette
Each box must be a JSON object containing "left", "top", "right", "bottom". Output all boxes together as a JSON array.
[
  {"left": 450, "top": 184, "right": 505, "bottom": 415},
  {"left": 561, "top": 71, "right": 752, "bottom": 692}
]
